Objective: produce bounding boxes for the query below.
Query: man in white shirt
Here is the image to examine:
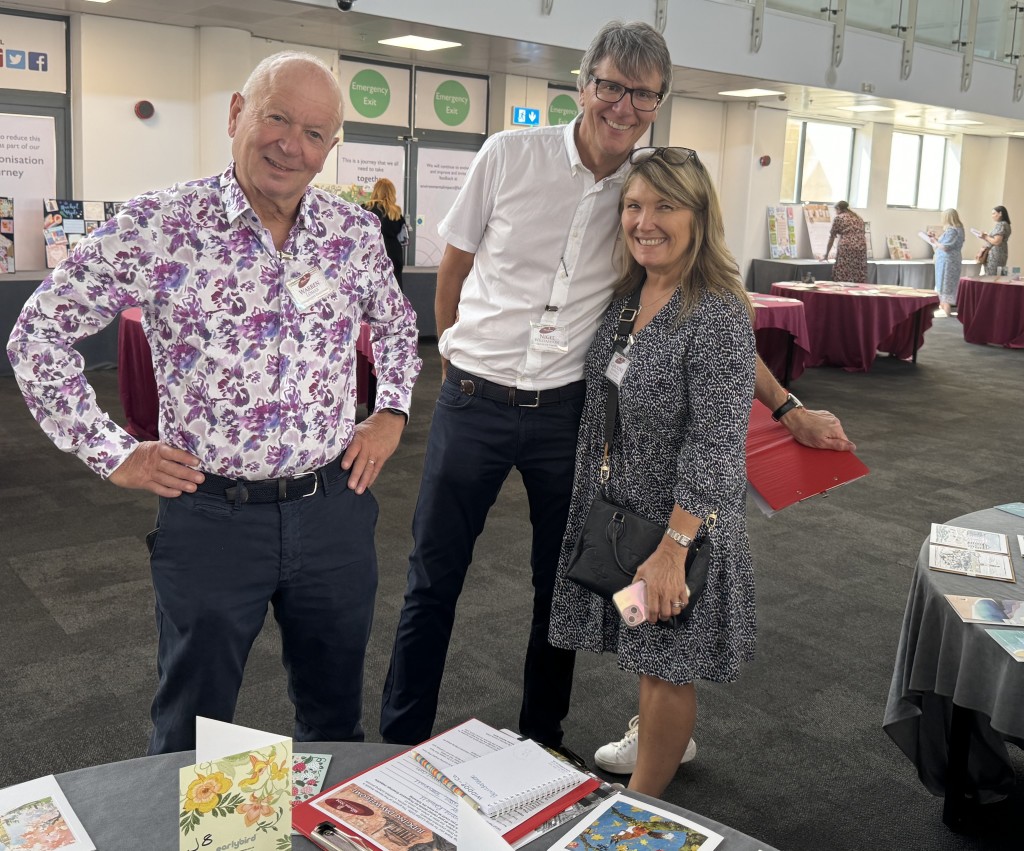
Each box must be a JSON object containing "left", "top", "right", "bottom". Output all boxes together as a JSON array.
[{"left": 380, "top": 20, "right": 852, "bottom": 757}]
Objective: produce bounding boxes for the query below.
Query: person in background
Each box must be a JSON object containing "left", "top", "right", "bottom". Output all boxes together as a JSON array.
[
  {"left": 932, "top": 208, "right": 965, "bottom": 317},
  {"left": 979, "top": 205, "right": 1011, "bottom": 276},
  {"left": 380, "top": 20, "right": 854, "bottom": 765},
  {"left": 822, "top": 201, "right": 868, "bottom": 283},
  {"left": 364, "top": 178, "right": 408, "bottom": 288},
  {"left": 7, "top": 52, "right": 421, "bottom": 755},
  {"left": 550, "top": 146, "right": 755, "bottom": 797}
]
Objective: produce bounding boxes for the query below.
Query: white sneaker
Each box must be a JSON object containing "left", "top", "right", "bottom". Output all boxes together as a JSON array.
[{"left": 593, "top": 714, "right": 697, "bottom": 774}]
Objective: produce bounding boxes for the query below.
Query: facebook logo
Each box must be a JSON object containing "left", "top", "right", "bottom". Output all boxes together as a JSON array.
[
  {"left": 29, "top": 52, "right": 48, "bottom": 72},
  {"left": 5, "top": 50, "right": 26, "bottom": 70}
]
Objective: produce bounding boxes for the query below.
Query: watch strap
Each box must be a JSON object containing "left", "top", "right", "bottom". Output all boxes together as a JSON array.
[{"left": 771, "top": 394, "right": 802, "bottom": 422}]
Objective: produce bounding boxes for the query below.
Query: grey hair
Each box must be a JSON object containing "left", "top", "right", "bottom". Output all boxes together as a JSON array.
[
  {"left": 240, "top": 51, "right": 343, "bottom": 134},
  {"left": 577, "top": 20, "right": 673, "bottom": 96}
]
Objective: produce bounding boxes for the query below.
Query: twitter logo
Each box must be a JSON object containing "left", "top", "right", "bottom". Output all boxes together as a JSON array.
[{"left": 5, "top": 50, "right": 27, "bottom": 70}]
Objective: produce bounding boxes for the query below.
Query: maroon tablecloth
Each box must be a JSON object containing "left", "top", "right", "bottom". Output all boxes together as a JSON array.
[
  {"left": 117, "top": 312, "right": 375, "bottom": 441},
  {"left": 770, "top": 282, "right": 939, "bottom": 372},
  {"left": 750, "top": 293, "right": 810, "bottom": 384},
  {"left": 956, "top": 276, "right": 1024, "bottom": 348},
  {"left": 117, "top": 308, "right": 159, "bottom": 441}
]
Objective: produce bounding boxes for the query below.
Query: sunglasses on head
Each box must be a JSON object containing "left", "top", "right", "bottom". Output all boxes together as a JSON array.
[{"left": 629, "top": 146, "right": 703, "bottom": 169}]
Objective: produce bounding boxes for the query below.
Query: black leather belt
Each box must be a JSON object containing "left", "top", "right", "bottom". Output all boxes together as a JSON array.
[
  {"left": 446, "top": 365, "right": 585, "bottom": 407},
  {"left": 195, "top": 457, "right": 345, "bottom": 504}
]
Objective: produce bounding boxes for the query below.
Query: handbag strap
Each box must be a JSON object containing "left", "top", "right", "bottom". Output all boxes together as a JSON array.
[{"left": 599, "top": 286, "right": 643, "bottom": 484}]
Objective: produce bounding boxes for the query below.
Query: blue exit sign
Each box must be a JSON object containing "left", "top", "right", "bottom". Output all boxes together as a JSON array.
[{"left": 512, "top": 106, "right": 540, "bottom": 126}]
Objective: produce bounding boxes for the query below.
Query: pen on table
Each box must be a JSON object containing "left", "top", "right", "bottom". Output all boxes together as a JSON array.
[{"left": 409, "top": 750, "right": 480, "bottom": 810}]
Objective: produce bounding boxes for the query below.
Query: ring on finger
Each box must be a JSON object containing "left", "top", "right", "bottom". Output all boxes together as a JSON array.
[
  {"left": 368, "top": 459, "right": 376, "bottom": 465},
  {"left": 671, "top": 601, "right": 683, "bottom": 609}
]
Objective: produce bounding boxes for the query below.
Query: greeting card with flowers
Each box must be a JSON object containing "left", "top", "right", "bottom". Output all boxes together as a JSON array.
[
  {"left": 0, "top": 775, "right": 95, "bottom": 851},
  {"left": 291, "top": 754, "right": 332, "bottom": 805},
  {"left": 178, "top": 718, "right": 292, "bottom": 851}
]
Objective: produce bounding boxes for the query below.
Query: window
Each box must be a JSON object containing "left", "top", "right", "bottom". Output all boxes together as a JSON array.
[
  {"left": 886, "top": 132, "right": 947, "bottom": 209},
  {"left": 780, "top": 119, "right": 854, "bottom": 203}
]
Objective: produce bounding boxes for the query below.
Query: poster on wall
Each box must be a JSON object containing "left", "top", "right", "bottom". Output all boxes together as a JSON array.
[
  {"left": 42, "top": 198, "right": 119, "bottom": 268},
  {"left": 0, "top": 197, "right": 13, "bottom": 273},
  {"left": 329, "top": 142, "right": 407, "bottom": 208},
  {"left": 766, "top": 205, "right": 798, "bottom": 259},
  {"left": 547, "top": 87, "right": 579, "bottom": 126},
  {"left": 802, "top": 203, "right": 834, "bottom": 259},
  {"left": 0, "top": 113, "right": 57, "bottom": 270},
  {"left": 339, "top": 60, "right": 411, "bottom": 127},
  {"left": 0, "top": 13, "right": 67, "bottom": 94},
  {"left": 414, "top": 70, "right": 487, "bottom": 135},
  {"left": 415, "top": 147, "right": 477, "bottom": 266}
]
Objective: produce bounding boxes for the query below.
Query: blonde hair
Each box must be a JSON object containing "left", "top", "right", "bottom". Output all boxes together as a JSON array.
[
  {"left": 367, "top": 178, "right": 402, "bottom": 221},
  {"left": 941, "top": 208, "right": 964, "bottom": 229},
  {"left": 614, "top": 155, "right": 753, "bottom": 324}
]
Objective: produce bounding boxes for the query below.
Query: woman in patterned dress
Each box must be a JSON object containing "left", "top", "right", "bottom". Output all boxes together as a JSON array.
[
  {"left": 823, "top": 201, "right": 868, "bottom": 283},
  {"left": 548, "top": 147, "right": 756, "bottom": 797},
  {"left": 980, "top": 205, "right": 1011, "bottom": 275},
  {"left": 932, "top": 208, "right": 965, "bottom": 317}
]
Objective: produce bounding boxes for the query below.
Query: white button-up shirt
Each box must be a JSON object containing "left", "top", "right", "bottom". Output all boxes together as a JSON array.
[{"left": 438, "top": 119, "right": 629, "bottom": 390}]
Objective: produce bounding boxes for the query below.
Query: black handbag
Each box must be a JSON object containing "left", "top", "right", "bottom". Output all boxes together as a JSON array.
[{"left": 565, "top": 289, "right": 714, "bottom": 628}]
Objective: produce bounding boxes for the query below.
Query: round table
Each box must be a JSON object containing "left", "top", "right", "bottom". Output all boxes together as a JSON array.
[
  {"left": 883, "top": 507, "right": 1024, "bottom": 828},
  {"left": 770, "top": 282, "right": 939, "bottom": 372},
  {"left": 956, "top": 275, "right": 1024, "bottom": 348},
  {"left": 44, "top": 741, "right": 780, "bottom": 850},
  {"left": 750, "top": 292, "right": 810, "bottom": 385}
]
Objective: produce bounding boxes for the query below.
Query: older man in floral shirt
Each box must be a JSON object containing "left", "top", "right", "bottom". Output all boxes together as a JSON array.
[{"left": 7, "top": 51, "right": 421, "bottom": 754}]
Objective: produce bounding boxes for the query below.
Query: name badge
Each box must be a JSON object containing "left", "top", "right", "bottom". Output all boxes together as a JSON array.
[
  {"left": 605, "top": 350, "right": 631, "bottom": 386},
  {"left": 285, "top": 270, "right": 332, "bottom": 309},
  {"left": 529, "top": 321, "right": 569, "bottom": 353}
]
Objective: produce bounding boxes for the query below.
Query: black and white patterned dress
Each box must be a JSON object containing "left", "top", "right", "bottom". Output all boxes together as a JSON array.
[{"left": 549, "top": 286, "right": 756, "bottom": 685}]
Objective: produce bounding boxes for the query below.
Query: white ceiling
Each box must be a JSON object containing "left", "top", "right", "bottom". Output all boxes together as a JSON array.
[{"left": 6, "top": 0, "right": 1024, "bottom": 138}]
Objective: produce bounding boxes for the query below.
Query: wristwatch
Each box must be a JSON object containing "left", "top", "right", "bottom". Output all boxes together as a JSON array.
[
  {"left": 771, "top": 393, "right": 804, "bottom": 422},
  {"left": 665, "top": 527, "right": 694, "bottom": 548},
  {"left": 378, "top": 408, "right": 408, "bottom": 423}
]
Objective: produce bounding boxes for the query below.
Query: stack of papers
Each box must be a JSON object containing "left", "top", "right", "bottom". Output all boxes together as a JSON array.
[{"left": 928, "top": 523, "right": 1014, "bottom": 582}]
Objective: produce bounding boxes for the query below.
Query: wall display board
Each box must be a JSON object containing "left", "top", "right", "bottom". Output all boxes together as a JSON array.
[
  {"left": 414, "top": 147, "right": 477, "bottom": 266},
  {"left": 414, "top": 71, "right": 487, "bottom": 134},
  {"left": 332, "top": 142, "right": 407, "bottom": 208},
  {"left": 43, "top": 198, "right": 119, "bottom": 268},
  {"left": 0, "top": 197, "right": 13, "bottom": 272},
  {"left": 863, "top": 221, "right": 874, "bottom": 259},
  {"left": 886, "top": 234, "right": 912, "bottom": 260},
  {"left": 0, "top": 13, "right": 67, "bottom": 94},
  {"left": 339, "top": 60, "right": 411, "bottom": 127},
  {"left": 0, "top": 113, "right": 56, "bottom": 270},
  {"left": 547, "top": 87, "right": 579, "bottom": 126},
  {"left": 766, "top": 205, "right": 798, "bottom": 258},
  {"left": 802, "top": 203, "right": 835, "bottom": 259}
]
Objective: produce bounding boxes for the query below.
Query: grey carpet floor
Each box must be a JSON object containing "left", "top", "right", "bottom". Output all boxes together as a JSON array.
[{"left": 1, "top": 312, "right": 1022, "bottom": 849}]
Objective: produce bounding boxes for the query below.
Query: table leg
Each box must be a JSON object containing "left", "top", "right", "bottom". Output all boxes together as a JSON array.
[
  {"left": 911, "top": 309, "right": 923, "bottom": 364},
  {"left": 942, "top": 703, "right": 974, "bottom": 831},
  {"left": 783, "top": 333, "right": 794, "bottom": 389}
]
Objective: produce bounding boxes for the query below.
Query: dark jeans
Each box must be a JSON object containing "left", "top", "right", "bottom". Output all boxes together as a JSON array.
[
  {"left": 380, "top": 376, "right": 581, "bottom": 747},
  {"left": 147, "top": 468, "right": 378, "bottom": 754}
]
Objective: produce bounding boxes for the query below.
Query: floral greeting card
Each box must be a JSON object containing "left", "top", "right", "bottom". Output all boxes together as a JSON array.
[
  {"left": 0, "top": 775, "right": 95, "bottom": 851},
  {"left": 178, "top": 718, "right": 292, "bottom": 851},
  {"left": 291, "top": 753, "right": 332, "bottom": 805}
]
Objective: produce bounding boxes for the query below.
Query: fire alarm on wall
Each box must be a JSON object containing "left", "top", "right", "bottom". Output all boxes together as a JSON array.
[
  {"left": 759, "top": 155, "right": 771, "bottom": 167},
  {"left": 134, "top": 100, "right": 155, "bottom": 120}
]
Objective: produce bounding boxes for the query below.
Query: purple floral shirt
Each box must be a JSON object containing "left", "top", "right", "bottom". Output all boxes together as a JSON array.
[{"left": 7, "top": 165, "right": 421, "bottom": 479}]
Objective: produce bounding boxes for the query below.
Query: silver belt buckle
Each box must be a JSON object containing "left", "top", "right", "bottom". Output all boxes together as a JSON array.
[
  {"left": 296, "top": 470, "right": 319, "bottom": 498},
  {"left": 520, "top": 389, "right": 541, "bottom": 408}
]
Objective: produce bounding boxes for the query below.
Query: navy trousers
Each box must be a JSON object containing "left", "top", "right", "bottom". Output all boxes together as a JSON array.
[
  {"left": 380, "top": 377, "right": 581, "bottom": 747},
  {"left": 147, "top": 466, "right": 378, "bottom": 754}
]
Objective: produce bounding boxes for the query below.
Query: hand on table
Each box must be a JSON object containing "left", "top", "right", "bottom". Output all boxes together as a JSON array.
[
  {"left": 108, "top": 442, "right": 204, "bottom": 497},
  {"left": 342, "top": 410, "right": 406, "bottom": 494}
]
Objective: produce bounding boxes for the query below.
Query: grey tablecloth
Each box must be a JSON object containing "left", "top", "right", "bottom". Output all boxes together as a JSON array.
[
  {"left": 53, "top": 741, "right": 779, "bottom": 850},
  {"left": 883, "top": 508, "right": 1024, "bottom": 801}
]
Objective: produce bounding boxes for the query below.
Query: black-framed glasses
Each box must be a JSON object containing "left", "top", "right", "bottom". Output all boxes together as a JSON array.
[
  {"left": 629, "top": 146, "right": 702, "bottom": 169},
  {"left": 588, "top": 76, "right": 663, "bottom": 112}
]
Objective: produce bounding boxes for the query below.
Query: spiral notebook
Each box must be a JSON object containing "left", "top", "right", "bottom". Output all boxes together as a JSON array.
[{"left": 446, "top": 739, "right": 589, "bottom": 817}]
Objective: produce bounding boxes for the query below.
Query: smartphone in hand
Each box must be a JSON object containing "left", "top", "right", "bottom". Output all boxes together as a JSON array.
[{"left": 613, "top": 580, "right": 647, "bottom": 627}]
